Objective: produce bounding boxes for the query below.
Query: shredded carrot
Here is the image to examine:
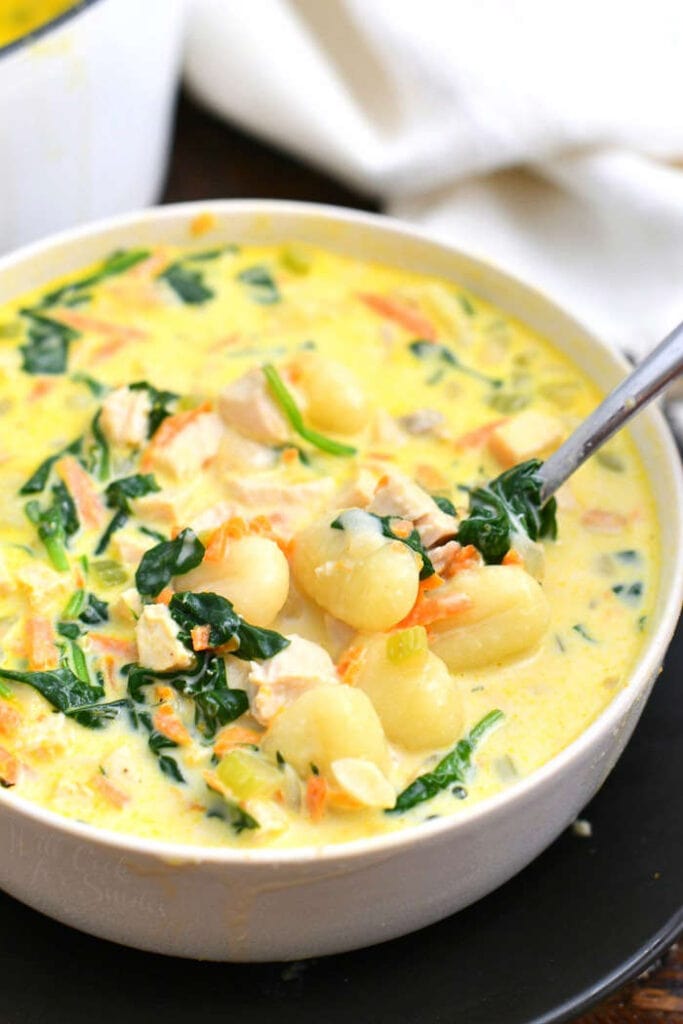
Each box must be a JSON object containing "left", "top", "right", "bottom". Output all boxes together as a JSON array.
[
  {"left": 327, "top": 787, "right": 363, "bottom": 811},
  {"left": 26, "top": 617, "right": 59, "bottom": 671},
  {"left": 154, "top": 586, "right": 174, "bottom": 606},
  {"left": 0, "top": 701, "right": 21, "bottom": 737},
  {"left": 140, "top": 401, "right": 212, "bottom": 471},
  {"left": 152, "top": 704, "right": 192, "bottom": 747},
  {"left": 154, "top": 684, "right": 175, "bottom": 702},
  {"left": 454, "top": 418, "right": 508, "bottom": 450},
  {"left": 357, "top": 292, "right": 437, "bottom": 340},
  {"left": 209, "top": 331, "right": 241, "bottom": 352},
  {"left": 89, "top": 634, "right": 138, "bottom": 661},
  {"left": 191, "top": 624, "right": 211, "bottom": 652},
  {"left": 190, "top": 212, "right": 217, "bottom": 237},
  {"left": 396, "top": 578, "right": 471, "bottom": 629},
  {"left": 54, "top": 309, "right": 148, "bottom": 341},
  {"left": 581, "top": 509, "right": 628, "bottom": 533},
  {"left": 436, "top": 543, "right": 482, "bottom": 579},
  {"left": 0, "top": 747, "right": 19, "bottom": 787},
  {"left": 336, "top": 642, "right": 367, "bottom": 685},
  {"left": 390, "top": 518, "right": 413, "bottom": 539},
  {"left": 305, "top": 775, "right": 329, "bottom": 822},
  {"left": 502, "top": 549, "right": 525, "bottom": 567},
  {"left": 91, "top": 773, "right": 129, "bottom": 809},
  {"left": 213, "top": 725, "right": 262, "bottom": 758},
  {"left": 90, "top": 337, "right": 128, "bottom": 363},
  {"left": 57, "top": 455, "right": 106, "bottom": 530},
  {"left": 204, "top": 514, "right": 274, "bottom": 564},
  {"left": 281, "top": 446, "right": 300, "bottom": 466},
  {"left": 28, "top": 379, "right": 54, "bottom": 402}
]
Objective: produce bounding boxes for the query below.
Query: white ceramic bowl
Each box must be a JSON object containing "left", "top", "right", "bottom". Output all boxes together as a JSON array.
[
  {"left": 0, "top": 0, "right": 186, "bottom": 253},
  {"left": 0, "top": 200, "right": 681, "bottom": 962}
]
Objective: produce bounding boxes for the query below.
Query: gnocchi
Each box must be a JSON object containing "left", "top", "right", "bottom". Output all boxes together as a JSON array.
[{"left": 0, "top": 237, "right": 657, "bottom": 853}]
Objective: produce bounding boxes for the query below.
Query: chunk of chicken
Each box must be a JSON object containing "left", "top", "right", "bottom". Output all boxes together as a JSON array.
[
  {"left": 100, "top": 386, "right": 151, "bottom": 447},
  {"left": 367, "top": 470, "right": 458, "bottom": 548},
  {"left": 226, "top": 475, "right": 335, "bottom": 539},
  {"left": 488, "top": 410, "right": 564, "bottom": 468},
  {"left": 112, "top": 587, "right": 143, "bottom": 623},
  {"left": 145, "top": 411, "right": 224, "bottom": 481},
  {"left": 214, "top": 428, "right": 277, "bottom": 473},
  {"left": 111, "top": 527, "right": 156, "bottom": 567},
  {"left": 243, "top": 634, "right": 339, "bottom": 726},
  {"left": 335, "top": 467, "right": 380, "bottom": 509},
  {"left": 16, "top": 562, "right": 71, "bottom": 608},
  {"left": 135, "top": 604, "right": 194, "bottom": 672},
  {"left": 218, "top": 368, "right": 290, "bottom": 445}
]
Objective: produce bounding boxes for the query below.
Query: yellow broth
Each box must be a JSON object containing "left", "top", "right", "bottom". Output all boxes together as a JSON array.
[
  {"left": 0, "top": 239, "right": 658, "bottom": 848},
  {"left": 0, "top": 0, "right": 76, "bottom": 47}
]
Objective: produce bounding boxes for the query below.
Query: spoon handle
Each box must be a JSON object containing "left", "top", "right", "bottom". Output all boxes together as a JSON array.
[{"left": 538, "top": 320, "right": 683, "bottom": 503}]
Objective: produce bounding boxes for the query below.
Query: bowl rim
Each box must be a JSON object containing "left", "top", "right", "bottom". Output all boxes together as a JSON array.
[
  {"left": 0, "top": 0, "right": 103, "bottom": 60},
  {"left": 0, "top": 197, "right": 681, "bottom": 868}
]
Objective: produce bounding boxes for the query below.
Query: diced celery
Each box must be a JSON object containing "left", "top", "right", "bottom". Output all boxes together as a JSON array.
[
  {"left": 279, "top": 244, "right": 312, "bottom": 275},
  {"left": 91, "top": 559, "right": 128, "bottom": 588},
  {"left": 386, "top": 626, "right": 428, "bottom": 664},
  {"left": 217, "top": 749, "right": 282, "bottom": 800}
]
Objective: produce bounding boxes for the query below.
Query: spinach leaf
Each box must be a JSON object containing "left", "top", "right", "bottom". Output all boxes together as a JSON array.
[
  {"left": 128, "top": 381, "right": 179, "bottom": 437},
  {"left": 51, "top": 481, "right": 79, "bottom": 537},
  {"left": 87, "top": 410, "right": 110, "bottom": 481},
  {"left": 389, "top": 710, "right": 504, "bottom": 813},
  {"left": 263, "top": 363, "right": 357, "bottom": 457},
  {"left": 19, "top": 436, "right": 83, "bottom": 495},
  {"left": 457, "top": 459, "right": 557, "bottom": 565},
  {"left": 432, "top": 494, "right": 457, "bottom": 516},
  {"left": 35, "top": 249, "right": 151, "bottom": 310},
  {"left": 20, "top": 313, "right": 78, "bottom": 375},
  {"left": 126, "top": 653, "right": 249, "bottom": 739},
  {"left": 94, "top": 509, "right": 128, "bottom": 556},
  {"left": 0, "top": 665, "right": 105, "bottom": 720},
  {"left": 79, "top": 593, "right": 109, "bottom": 625},
  {"left": 128, "top": 705, "right": 186, "bottom": 783},
  {"left": 25, "top": 498, "right": 70, "bottom": 571},
  {"left": 105, "top": 473, "right": 160, "bottom": 512},
  {"left": 135, "top": 528, "right": 205, "bottom": 597},
  {"left": 71, "top": 372, "right": 109, "bottom": 398},
  {"left": 612, "top": 581, "right": 643, "bottom": 605},
  {"left": 67, "top": 698, "right": 129, "bottom": 728},
  {"left": 409, "top": 339, "right": 502, "bottom": 388},
  {"left": 159, "top": 263, "right": 214, "bottom": 304},
  {"left": 237, "top": 265, "right": 280, "bottom": 305},
  {"left": 169, "top": 591, "right": 290, "bottom": 661},
  {"left": 209, "top": 795, "right": 259, "bottom": 834},
  {"left": 96, "top": 472, "right": 161, "bottom": 554},
  {"left": 331, "top": 510, "right": 436, "bottom": 580}
]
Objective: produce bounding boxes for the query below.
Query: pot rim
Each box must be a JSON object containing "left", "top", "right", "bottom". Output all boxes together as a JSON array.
[{"left": 1, "top": 197, "right": 681, "bottom": 868}]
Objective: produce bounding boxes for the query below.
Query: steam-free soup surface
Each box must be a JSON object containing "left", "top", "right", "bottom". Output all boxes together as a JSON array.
[{"left": 0, "top": 233, "right": 658, "bottom": 848}]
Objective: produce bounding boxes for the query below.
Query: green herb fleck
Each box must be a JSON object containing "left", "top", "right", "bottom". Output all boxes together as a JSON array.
[{"left": 389, "top": 710, "right": 504, "bottom": 813}]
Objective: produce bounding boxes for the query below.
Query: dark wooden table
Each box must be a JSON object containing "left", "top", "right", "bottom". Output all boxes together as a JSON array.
[{"left": 162, "top": 91, "right": 683, "bottom": 1024}]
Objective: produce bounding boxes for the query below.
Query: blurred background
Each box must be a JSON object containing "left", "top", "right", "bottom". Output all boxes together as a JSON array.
[{"left": 2, "top": 0, "right": 683, "bottom": 367}]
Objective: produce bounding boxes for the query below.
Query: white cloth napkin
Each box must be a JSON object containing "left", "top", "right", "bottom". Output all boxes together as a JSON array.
[{"left": 184, "top": 0, "right": 683, "bottom": 386}]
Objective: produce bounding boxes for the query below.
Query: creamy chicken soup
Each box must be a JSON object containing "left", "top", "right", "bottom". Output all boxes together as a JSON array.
[
  {"left": 0, "top": 237, "right": 658, "bottom": 848},
  {"left": 0, "top": 0, "right": 75, "bottom": 48}
]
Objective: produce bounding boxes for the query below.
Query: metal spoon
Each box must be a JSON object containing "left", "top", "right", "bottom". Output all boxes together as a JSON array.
[{"left": 538, "top": 320, "right": 683, "bottom": 502}]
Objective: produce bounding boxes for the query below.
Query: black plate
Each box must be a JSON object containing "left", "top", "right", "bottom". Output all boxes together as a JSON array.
[{"left": 1, "top": 617, "right": 681, "bottom": 1024}]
